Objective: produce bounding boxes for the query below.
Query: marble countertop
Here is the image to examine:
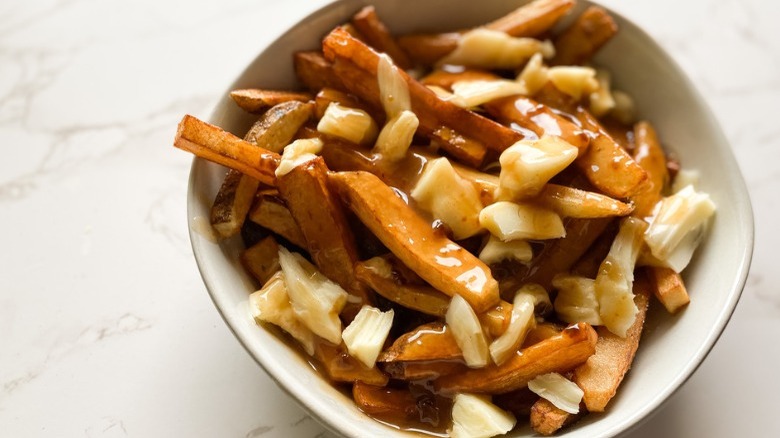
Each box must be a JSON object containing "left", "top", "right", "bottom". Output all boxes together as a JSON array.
[{"left": 2, "top": 0, "right": 778, "bottom": 436}]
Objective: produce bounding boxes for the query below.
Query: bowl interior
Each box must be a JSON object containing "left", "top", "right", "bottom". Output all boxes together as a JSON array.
[{"left": 187, "top": 1, "right": 754, "bottom": 436}]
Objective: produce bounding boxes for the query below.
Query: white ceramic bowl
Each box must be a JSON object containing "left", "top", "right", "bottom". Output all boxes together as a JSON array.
[{"left": 186, "top": 1, "right": 754, "bottom": 436}]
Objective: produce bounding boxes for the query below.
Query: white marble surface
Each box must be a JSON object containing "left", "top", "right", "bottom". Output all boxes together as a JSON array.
[{"left": 1, "top": 0, "right": 778, "bottom": 437}]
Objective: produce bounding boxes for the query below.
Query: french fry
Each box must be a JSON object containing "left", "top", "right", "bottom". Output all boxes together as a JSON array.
[
  {"left": 484, "top": 96, "right": 589, "bottom": 153},
  {"left": 434, "top": 322, "right": 597, "bottom": 394},
  {"left": 530, "top": 398, "right": 583, "bottom": 436},
  {"left": 649, "top": 266, "right": 690, "bottom": 314},
  {"left": 329, "top": 171, "right": 500, "bottom": 313},
  {"left": 379, "top": 322, "right": 461, "bottom": 362},
  {"left": 355, "top": 257, "right": 450, "bottom": 317},
  {"left": 398, "top": 0, "right": 575, "bottom": 65},
  {"left": 551, "top": 6, "right": 618, "bottom": 66},
  {"left": 479, "top": 300, "right": 513, "bottom": 338},
  {"left": 209, "top": 101, "right": 314, "bottom": 237},
  {"left": 576, "top": 134, "right": 647, "bottom": 199},
  {"left": 534, "top": 184, "right": 634, "bottom": 218},
  {"left": 240, "top": 235, "right": 281, "bottom": 285},
  {"left": 573, "top": 270, "right": 651, "bottom": 412},
  {"left": 353, "top": 381, "right": 418, "bottom": 417},
  {"left": 244, "top": 100, "right": 315, "bottom": 153},
  {"left": 570, "top": 221, "right": 619, "bottom": 278},
  {"left": 210, "top": 169, "right": 262, "bottom": 238},
  {"left": 247, "top": 191, "right": 307, "bottom": 248},
  {"left": 230, "top": 89, "right": 313, "bottom": 114},
  {"left": 534, "top": 84, "right": 648, "bottom": 199},
  {"left": 351, "top": 6, "right": 413, "bottom": 69},
  {"left": 314, "top": 341, "right": 389, "bottom": 386},
  {"left": 631, "top": 121, "right": 669, "bottom": 217},
  {"left": 174, "top": 115, "right": 280, "bottom": 185},
  {"left": 518, "top": 218, "right": 613, "bottom": 291},
  {"left": 294, "top": 51, "right": 344, "bottom": 92},
  {"left": 382, "top": 360, "right": 466, "bottom": 381},
  {"left": 323, "top": 28, "right": 522, "bottom": 154},
  {"left": 277, "top": 157, "right": 371, "bottom": 304}
]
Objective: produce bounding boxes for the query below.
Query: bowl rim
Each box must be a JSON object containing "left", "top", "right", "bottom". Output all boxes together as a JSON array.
[{"left": 186, "top": 0, "right": 755, "bottom": 436}]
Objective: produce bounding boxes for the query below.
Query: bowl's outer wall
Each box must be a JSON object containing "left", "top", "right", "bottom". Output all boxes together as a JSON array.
[{"left": 187, "top": 1, "right": 754, "bottom": 437}]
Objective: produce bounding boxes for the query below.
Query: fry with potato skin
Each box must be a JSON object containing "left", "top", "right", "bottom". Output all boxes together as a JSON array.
[
  {"left": 631, "top": 121, "right": 669, "bottom": 217},
  {"left": 277, "top": 157, "right": 371, "bottom": 304},
  {"left": 247, "top": 191, "right": 307, "bottom": 248},
  {"left": 379, "top": 322, "right": 461, "bottom": 363},
  {"left": 294, "top": 51, "right": 344, "bottom": 92},
  {"left": 355, "top": 258, "right": 450, "bottom": 317},
  {"left": 313, "top": 341, "right": 389, "bottom": 386},
  {"left": 434, "top": 322, "right": 597, "bottom": 394},
  {"left": 649, "top": 266, "right": 689, "bottom": 314},
  {"left": 530, "top": 397, "right": 584, "bottom": 436},
  {"left": 329, "top": 171, "right": 500, "bottom": 313},
  {"left": 210, "top": 169, "right": 261, "bottom": 238},
  {"left": 534, "top": 84, "right": 648, "bottom": 199},
  {"left": 174, "top": 115, "right": 280, "bottom": 185},
  {"left": 398, "top": 0, "right": 575, "bottom": 65},
  {"left": 323, "top": 28, "right": 523, "bottom": 154},
  {"left": 240, "top": 236, "right": 281, "bottom": 285},
  {"left": 230, "top": 89, "right": 313, "bottom": 114},
  {"left": 551, "top": 5, "right": 618, "bottom": 66},
  {"left": 351, "top": 6, "right": 413, "bottom": 69},
  {"left": 573, "top": 270, "right": 651, "bottom": 412},
  {"left": 534, "top": 184, "right": 634, "bottom": 218},
  {"left": 519, "top": 218, "right": 613, "bottom": 291},
  {"left": 483, "top": 96, "right": 590, "bottom": 154}
]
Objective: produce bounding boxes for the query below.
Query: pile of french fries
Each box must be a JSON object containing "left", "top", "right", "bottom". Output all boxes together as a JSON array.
[{"left": 173, "top": 0, "right": 716, "bottom": 436}]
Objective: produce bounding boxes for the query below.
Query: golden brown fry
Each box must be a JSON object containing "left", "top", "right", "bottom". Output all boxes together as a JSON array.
[
  {"left": 210, "top": 169, "right": 261, "bottom": 238},
  {"left": 379, "top": 322, "right": 461, "bottom": 363},
  {"left": 382, "top": 360, "right": 466, "bottom": 381},
  {"left": 649, "top": 266, "right": 689, "bottom": 314},
  {"left": 329, "top": 171, "right": 500, "bottom": 313},
  {"left": 534, "top": 84, "right": 648, "bottom": 199},
  {"left": 294, "top": 51, "right": 344, "bottom": 92},
  {"left": 575, "top": 134, "right": 647, "bottom": 199},
  {"left": 210, "top": 101, "right": 313, "bottom": 237},
  {"left": 434, "top": 322, "right": 597, "bottom": 394},
  {"left": 351, "top": 6, "right": 413, "bottom": 69},
  {"left": 486, "top": 0, "right": 574, "bottom": 36},
  {"left": 631, "top": 121, "right": 669, "bottom": 217},
  {"left": 398, "top": 0, "right": 575, "bottom": 65},
  {"left": 247, "top": 101, "right": 315, "bottom": 153},
  {"left": 323, "top": 28, "right": 522, "bottom": 153},
  {"left": 571, "top": 221, "right": 618, "bottom": 278},
  {"left": 479, "top": 300, "right": 513, "bottom": 338},
  {"left": 523, "top": 322, "right": 564, "bottom": 347},
  {"left": 530, "top": 398, "right": 583, "bottom": 436},
  {"left": 534, "top": 184, "right": 634, "bottom": 218},
  {"left": 519, "top": 218, "right": 613, "bottom": 291},
  {"left": 277, "top": 157, "right": 371, "bottom": 304},
  {"left": 355, "top": 258, "right": 450, "bottom": 317},
  {"left": 314, "top": 341, "right": 389, "bottom": 386},
  {"left": 573, "top": 271, "right": 651, "bottom": 412},
  {"left": 248, "top": 191, "right": 307, "bottom": 248},
  {"left": 230, "top": 89, "right": 313, "bottom": 114},
  {"left": 173, "top": 115, "right": 280, "bottom": 186},
  {"left": 551, "top": 6, "right": 618, "bottom": 66},
  {"left": 484, "top": 96, "right": 590, "bottom": 153},
  {"left": 353, "top": 381, "right": 418, "bottom": 417},
  {"left": 240, "top": 235, "right": 281, "bottom": 285}
]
